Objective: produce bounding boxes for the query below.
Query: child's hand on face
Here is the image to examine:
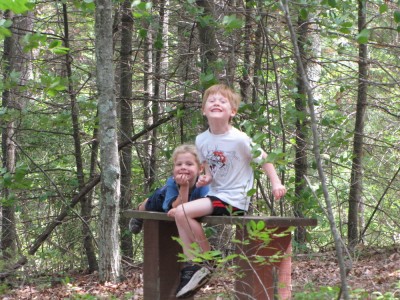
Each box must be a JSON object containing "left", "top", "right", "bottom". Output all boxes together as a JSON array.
[
  {"left": 196, "top": 174, "right": 212, "bottom": 187},
  {"left": 174, "top": 174, "right": 189, "bottom": 186},
  {"left": 272, "top": 184, "right": 287, "bottom": 200}
]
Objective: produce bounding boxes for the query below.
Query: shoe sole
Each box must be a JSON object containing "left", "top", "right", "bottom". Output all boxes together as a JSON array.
[{"left": 176, "top": 267, "right": 211, "bottom": 298}]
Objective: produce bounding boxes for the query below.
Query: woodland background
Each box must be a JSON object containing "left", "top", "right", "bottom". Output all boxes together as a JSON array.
[{"left": 0, "top": 0, "right": 399, "bottom": 299}]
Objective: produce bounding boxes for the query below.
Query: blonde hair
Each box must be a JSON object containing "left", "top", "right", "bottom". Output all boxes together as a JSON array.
[
  {"left": 202, "top": 84, "right": 241, "bottom": 111},
  {"left": 172, "top": 144, "right": 202, "bottom": 167}
]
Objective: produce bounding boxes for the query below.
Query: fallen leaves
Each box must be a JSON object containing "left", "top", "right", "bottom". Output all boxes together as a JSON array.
[{"left": 2, "top": 247, "right": 399, "bottom": 299}]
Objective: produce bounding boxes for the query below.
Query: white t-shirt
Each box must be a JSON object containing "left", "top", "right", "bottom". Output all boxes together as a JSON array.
[{"left": 195, "top": 127, "right": 262, "bottom": 211}]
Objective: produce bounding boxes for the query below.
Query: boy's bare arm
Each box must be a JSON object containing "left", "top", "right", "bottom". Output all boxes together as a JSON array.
[{"left": 261, "top": 152, "right": 286, "bottom": 200}]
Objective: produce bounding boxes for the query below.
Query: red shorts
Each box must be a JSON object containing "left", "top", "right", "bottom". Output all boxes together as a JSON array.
[{"left": 208, "top": 196, "right": 245, "bottom": 216}]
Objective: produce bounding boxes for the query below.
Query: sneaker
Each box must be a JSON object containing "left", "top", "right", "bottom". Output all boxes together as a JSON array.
[
  {"left": 128, "top": 218, "right": 143, "bottom": 234},
  {"left": 176, "top": 264, "right": 211, "bottom": 298}
]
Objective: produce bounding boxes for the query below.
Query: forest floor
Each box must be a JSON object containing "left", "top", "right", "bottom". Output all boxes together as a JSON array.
[{"left": 2, "top": 246, "right": 399, "bottom": 299}]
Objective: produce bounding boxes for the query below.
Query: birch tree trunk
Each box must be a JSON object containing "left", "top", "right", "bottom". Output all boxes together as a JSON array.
[{"left": 95, "top": 0, "right": 121, "bottom": 283}]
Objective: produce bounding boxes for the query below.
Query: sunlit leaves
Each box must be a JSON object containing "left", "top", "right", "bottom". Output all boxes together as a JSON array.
[{"left": 0, "top": 0, "right": 32, "bottom": 14}]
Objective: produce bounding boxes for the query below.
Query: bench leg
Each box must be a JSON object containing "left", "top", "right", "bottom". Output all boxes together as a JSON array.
[
  {"left": 234, "top": 227, "right": 292, "bottom": 300},
  {"left": 143, "top": 219, "right": 194, "bottom": 300}
]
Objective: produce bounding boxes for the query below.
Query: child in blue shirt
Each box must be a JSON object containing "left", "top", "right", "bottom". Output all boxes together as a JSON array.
[{"left": 129, "top": 144, "right": 209, "bottom": 234}]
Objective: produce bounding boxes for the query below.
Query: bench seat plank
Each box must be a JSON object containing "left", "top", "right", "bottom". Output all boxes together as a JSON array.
[{"left": 124, "top": 210, "right": 317, "bottom": 227}]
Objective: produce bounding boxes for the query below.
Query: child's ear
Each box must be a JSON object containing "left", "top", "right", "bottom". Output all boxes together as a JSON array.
[{"left": 231, "top": 108, "right": 237, "bottom": 117}]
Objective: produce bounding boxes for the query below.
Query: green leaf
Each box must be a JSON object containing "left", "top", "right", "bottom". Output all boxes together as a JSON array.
[
  {"left": 222, "top": 15, "right": 244, "bottom": 33},
  {"left": 52, "top": 46, "right": 70, "bottom": 55},
  {"left": 299, "top": 8, "right": 308, "bottom": 20},
  {"left": 256, "top": 221, "right": 265, "bottom": 231},
  {"left": 339, "top": 27, "right": 351, "bottom": 34},
  {"left": 379, "top": 4, "right": 388, "bottom": 14},
  {"left": 328, "top": 0, "right": 336, "bottom": 8},
  {"left": 49, "top": 40, "right": 61, "bottom": 49},
  {"left": 356, "top": 28, "right": 370, "bottom": 44},
  {"left": 394, "top": 11, "right": 400, "bottom": 23}
]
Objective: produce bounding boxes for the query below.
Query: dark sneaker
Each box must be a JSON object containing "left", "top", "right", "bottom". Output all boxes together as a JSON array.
[
  {"left": 176, "top": 264, "right": 211, "bottom": 298},
  {"left": 128, "top": 218, "right": 143, "bottom": 234}
]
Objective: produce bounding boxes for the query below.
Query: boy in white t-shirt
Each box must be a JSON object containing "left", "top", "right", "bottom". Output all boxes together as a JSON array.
[{"left": 168, "top": 84, "right": 287, "bottom": 298}]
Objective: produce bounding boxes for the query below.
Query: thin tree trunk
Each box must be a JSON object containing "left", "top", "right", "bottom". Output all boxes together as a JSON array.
[
  {"left": 239, "top": 0, "right": 252, "bottom": 103},
  {"left": 196, "top": 0, "right": 218, "bottom": 79},
  {"left": 143, "top": 0, "right": 153, "bottom": 192},
  {"left": 119, "top": 0, "right": 134, "bottom": 262},
  {"left": 95, "top": 0, "right": 121, "bottom": 283},
  {"left": 62, "top": 3, "right": 98, "bottom": 273},
  {"left": 280, "top": 1, "right": 350, "bottom": 298},
  {"left": 348, "top": 0, "right": 369, "bottom": 251},
  {"left": 293, "top": 11, "right": 310, "bottom": 245}
]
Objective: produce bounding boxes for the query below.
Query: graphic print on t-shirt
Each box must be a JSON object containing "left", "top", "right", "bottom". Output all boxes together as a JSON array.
[{"left": 206, "top": 147, "right": 238, "bottom": 178}]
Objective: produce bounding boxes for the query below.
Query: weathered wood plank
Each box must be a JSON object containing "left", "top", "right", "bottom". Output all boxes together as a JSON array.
[{"left": 123, "top": 210, "right": 318, "bottom": 227}]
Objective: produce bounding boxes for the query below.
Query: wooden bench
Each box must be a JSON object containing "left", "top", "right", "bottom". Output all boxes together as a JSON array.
[{"left": 123, "top": 210, "right": 317, "bottom": 300}]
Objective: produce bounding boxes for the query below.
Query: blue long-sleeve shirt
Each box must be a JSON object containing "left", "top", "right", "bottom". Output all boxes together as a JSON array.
[{"left": 162, "top": 176, "right": 210, "bottom": 212}]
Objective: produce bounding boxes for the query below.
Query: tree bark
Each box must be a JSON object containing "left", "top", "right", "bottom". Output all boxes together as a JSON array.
[
  {"left": 1, "top": 10, "right": 33, "bottom": 260},
  {"left": 62, "top": 3, "right": 98, "bottom": 273},
  {"left": 280, "top": 1, "right": 350, "bottom": 298},
  {"left": 348, "top": 0, "right": 368, "bottom": 251},
  {"left": 119, "top": 0, "right": 134, "bottom": 262},
  {"left": 95, "top": 0, "right": 121, "bottom": 283},
  {"left": 196, "top": 0, "right": 218, "bottom": 79}
]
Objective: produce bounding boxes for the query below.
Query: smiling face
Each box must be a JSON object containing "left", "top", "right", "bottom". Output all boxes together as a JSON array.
[
  {"left": 173, "top": 152, "right": 202, "bottom": 187},
  {"left": 202, "top": 92, "right": 237, "bottom": 122}
]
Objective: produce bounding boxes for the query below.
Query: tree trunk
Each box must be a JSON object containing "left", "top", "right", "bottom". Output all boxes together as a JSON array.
[
  {"left": 196, "top": 0, "right": 218, "bottom": 79},
  {"left": 293, "top": 11, "right": 310, "bottom": 245},
  {"left": 239, "top": 0, "right": 252, "bottom": 103},
  {"left": 62, "top": 3, "right": 98, "bottom": 273},
  {"left": 95, "top": 0, "right": 121, "bottom": 283},
  {"left": 119, "top": 0, "right": 134, "bottom": 262},
  {"left": 348, "top": 0, "right": 368, "bottom": 251},
  {"left": 280, "top": 1, "right": 350, "bottom": 298},
  {"left": 143, "top": 2, "right": 153, "bottom": 192},
  {"left": 1, "top": 10, "right": 33, "bottom": 260}
]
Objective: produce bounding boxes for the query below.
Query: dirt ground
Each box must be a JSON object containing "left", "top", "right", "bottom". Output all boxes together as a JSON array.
[{"left": 2, "top": 247, "right": 399, "bottom": 299}]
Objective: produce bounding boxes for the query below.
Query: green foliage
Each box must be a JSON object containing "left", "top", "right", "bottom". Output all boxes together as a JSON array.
[
  {"left": 294, "top": 285, "right": 341, "bottom": 299},
  {"left": 0, "top": 282, "right": 11, "bottom": 295},
  {"left": 222, "top": 15, "right": 244, "bottom": 33},
  {"left": 356, "top": 28, "right": 370, "bottom": 44},
  {"left": 394, "top": 11, "right": 400, "bottom": 23},
  {"left": 0, "top": 0, "right": 33, "bottom": 14},
  {"left": 0, "top": 17, "right": 12, "bottom": 38}
]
